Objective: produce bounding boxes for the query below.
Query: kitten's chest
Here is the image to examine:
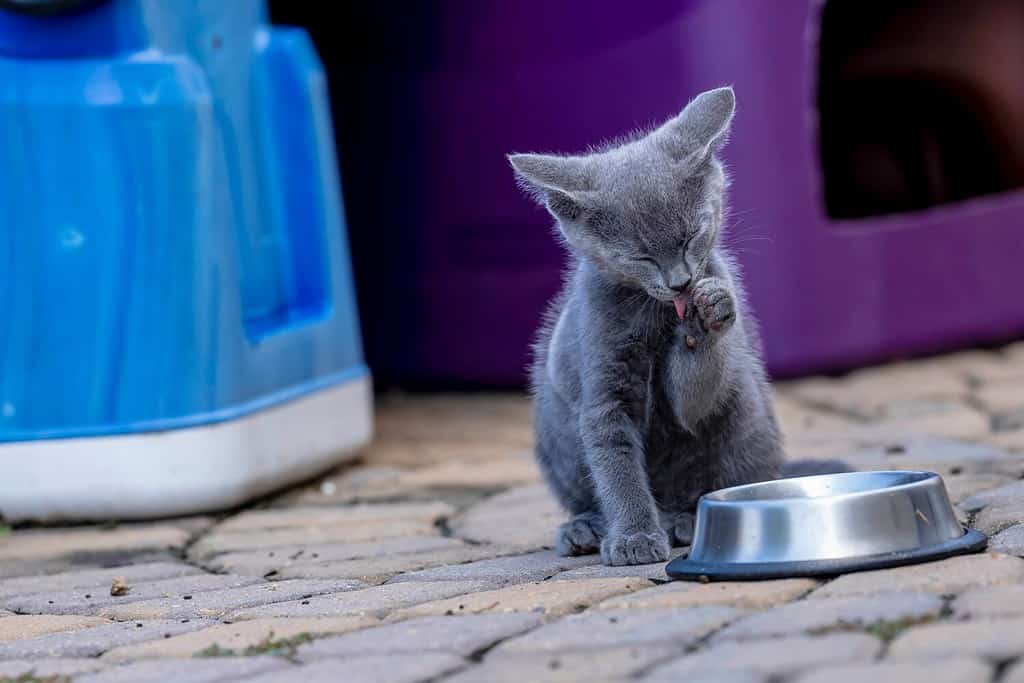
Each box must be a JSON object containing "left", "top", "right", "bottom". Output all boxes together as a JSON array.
[{"left": 651, "top": 328, "right": 713, "bottom": 433}]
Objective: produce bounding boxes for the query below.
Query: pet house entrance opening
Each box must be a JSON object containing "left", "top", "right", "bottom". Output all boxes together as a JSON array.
[{"left": 817, "top": 0, "right": 1024, "bottom": 219}]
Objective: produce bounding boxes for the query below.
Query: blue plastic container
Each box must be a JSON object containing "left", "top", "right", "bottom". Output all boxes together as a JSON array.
[{"left": 0, "top": 0, "right": 372, "bottom": 521}]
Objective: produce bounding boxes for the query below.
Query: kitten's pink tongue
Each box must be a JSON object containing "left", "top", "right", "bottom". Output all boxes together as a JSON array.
[{"left": 673, "top": 296, "right": 687, "bottom": 320}]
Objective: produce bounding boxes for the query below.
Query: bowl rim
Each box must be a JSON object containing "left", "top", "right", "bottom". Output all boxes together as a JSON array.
[{"left": 701, "top": 469, "right": 943, "bottom": 506}]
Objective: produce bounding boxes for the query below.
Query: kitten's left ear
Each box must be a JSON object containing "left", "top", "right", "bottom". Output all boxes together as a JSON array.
[{"left": 656, "top": 86, "right": 736, "bottom": 163}]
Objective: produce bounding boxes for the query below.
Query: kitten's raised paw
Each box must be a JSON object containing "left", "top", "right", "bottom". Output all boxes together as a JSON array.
[
  {"left": 556, "top": 513, "right": 605, "bottom": 556},
  {"left": 600, "top": 530, "right": 670, "bottom": 566},
  {"left": 691, "top": 277, "right": 735, "bottom": 336}
]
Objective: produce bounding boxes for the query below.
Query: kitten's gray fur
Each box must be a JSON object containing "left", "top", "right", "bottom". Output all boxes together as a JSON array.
[{"left": 509, "top": 87, "right": 783, "bottom": 566}]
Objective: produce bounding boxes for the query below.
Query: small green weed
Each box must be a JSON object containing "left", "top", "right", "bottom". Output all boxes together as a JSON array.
[
  {"left": 0, "top": 673, "right": 71, "bottom": 683},
  {"left": 807, "top": 614, "right": 937, "bottom": 641},
  {"left": 864, "top": 615, "right": 937, "bottom": 641},
  {"left": 194, "top": 631, "right": 315, "bottom": 662}
]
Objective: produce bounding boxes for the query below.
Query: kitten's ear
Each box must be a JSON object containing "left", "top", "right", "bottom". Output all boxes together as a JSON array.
[
  {"left": 656, "top": 86, "right": 736, "bottom": 163},
  {"left": 508, "top": 153, "right": 591, "bottom": 223}
]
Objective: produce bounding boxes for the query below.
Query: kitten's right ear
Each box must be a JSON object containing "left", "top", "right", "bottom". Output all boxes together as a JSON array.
[{"left": 508, "top": 153, "right": 591, "bottom": 223}]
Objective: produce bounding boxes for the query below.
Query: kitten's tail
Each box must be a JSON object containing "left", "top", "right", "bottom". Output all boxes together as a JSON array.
[{"left": 781, "top": 459, "right": 853, "bottom": 478}]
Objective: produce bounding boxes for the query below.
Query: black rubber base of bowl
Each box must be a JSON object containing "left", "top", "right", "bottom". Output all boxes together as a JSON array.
[{"left": 666, "top": 528, "right": 988, "bottom": 582}]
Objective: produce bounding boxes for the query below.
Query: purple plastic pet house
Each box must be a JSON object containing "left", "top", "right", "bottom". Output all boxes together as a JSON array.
[{"left": 286, "top": 0, "right": 1024, "bottom": 386}]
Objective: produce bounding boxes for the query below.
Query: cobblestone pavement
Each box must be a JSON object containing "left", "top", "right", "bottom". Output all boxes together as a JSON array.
[{"left": 3, "top": 343, "right": 1024, "bottom": 682}]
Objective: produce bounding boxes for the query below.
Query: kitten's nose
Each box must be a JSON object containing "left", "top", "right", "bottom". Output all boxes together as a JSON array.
[{"left": 668, "top": 275, "right": 692, "bottom": 293}]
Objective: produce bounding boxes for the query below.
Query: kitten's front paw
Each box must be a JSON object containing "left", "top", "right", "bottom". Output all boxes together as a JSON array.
[
  {"left": 600, "top": 529, "right": 670, "bottom": 566},
  {"left": 691, "top": 278, "right": 735, "bottom": 336}
]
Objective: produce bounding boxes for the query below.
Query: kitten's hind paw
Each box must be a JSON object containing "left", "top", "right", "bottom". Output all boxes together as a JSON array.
[
  {"left": 555, "top": 512, "right": 605, "bottom": 556},
  {"left": 661, "top": 512, "right": 696, "bottom": 546},
  {"left": 600, "top": 530, "right": 670, "bottom": 566}
]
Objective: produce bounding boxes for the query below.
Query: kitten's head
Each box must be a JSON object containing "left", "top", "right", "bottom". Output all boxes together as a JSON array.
[{"left": 509, "top": 86, "right": 735, "bottom": 303}]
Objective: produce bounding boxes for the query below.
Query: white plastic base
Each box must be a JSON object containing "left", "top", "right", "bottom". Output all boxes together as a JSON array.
[{"left": 0, "top": 376, "right": 373, "bottom": 523}]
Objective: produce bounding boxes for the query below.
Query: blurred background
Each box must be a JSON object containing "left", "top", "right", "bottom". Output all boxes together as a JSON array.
[
  {"left": 273, "top": 0, "right": 1024, "bottom": 389},
  {"left": 1, "top": 0, "right": 1023, "bottom": 521}
]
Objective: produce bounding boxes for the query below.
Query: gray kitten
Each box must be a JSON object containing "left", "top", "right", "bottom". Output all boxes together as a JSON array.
[{"left": 509, "top": 87, "right": 783, "bottom": 566}]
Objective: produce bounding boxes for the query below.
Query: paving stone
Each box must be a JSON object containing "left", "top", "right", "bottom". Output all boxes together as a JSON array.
[
  {"left": 1006, "top": 341, "right": 1024, "bottom": 363},
  {"left": 492, "top": 606, "right": 741, "bottom": 654},
  {"left": 447, "top": 645, "right": 681, "bottom": 683},
  {"left": 871, "top": 403, "right": 991, "bottom": 442},
  {"left": 848, "top": 437, "right": 1024, "bottom": 478},
  {"left": 75, "top": 657, "right": 289, "bottom": 683},
  {"left": 924, "top": 349, "right": 1011, "bottom": 382},
  {"left": 962, "top": 479, "right": 1024, "bottom": 516},
  {"left": 888, "top": 617, "right": 1024, "bottom": 662},
  {"left": 810, "top": 554, "right": 1024, "bottom": 598},
  {"left": 277, "top": 465, "right": 423, "bottom": 507},
  {"left": 989, "top": 524, "right": 1024, "bottom": 556},
  {"left": 0, "top": 618, "right": 212, "bottom": 659},
  {"left": 450, "top": 484, "right": 563, "bottom": 550},
  {"left": 280, "top": 465, "right": 412, "bottom": 506},
  {"left": 0, "top": 658, "right": 107, "bottom": 678},
  {"left": 550, "top": 552, "right": 682, "bottom": 581},
  {"left": 189, "top": 520, "right": 439, "bottom": 561},
  {"left": 373, "top": 393, "right": 533, "bottom": 446},
  {"left": 0, "top": 615, "right": 108, "bottom": 643},
  {"left": 6, "top": 554, "right": 196, "bottom": 583},
  {"left": 597, "top": 578, "right": 816, "bottom": 612},
  {"left": 645, "top": 671, "right": 766, "bottom": 683},
  {"left": 974, "top": 500, "right": 1024, "bottom": 535},
  {"left": 274, "top": 544, "right": 516, "bottom": 584},
  {"left": 102, "top": 616, "right": 375, "bottom": 661},
  {"left": 227, "top": 581, "right": 491, "bottom": 620},
  {"left": 397, "top": 455, "right": 541, "bottom": 488},
  {"left": 953, "top": 584, "right": 1024, "bottom": 619},
  {"left": 640, "top": 633, "right": 882, "bottom": 681},
  {"left": 388, "top": 550, "right": 597, "bottom": 588},
  {"left": 206, "top": 537, "right": 465, "bottom": 576},
  {"left": 993, "top": 409, "right": 1024, "bottom": 433},
  {"left": 783, "top": 432, "right": 871, "bottom": 462},
  {"left": 793, "top": 657, "right": 991, "bottom": 683},
  {"left": 973, "top": 381, "right": 1024, "bottom": 414},
  {"left": 297, "top": 614, "right": 539, "bottom": 659},
  {"left": 218, "top": 502, "right": 454, "bottom": 533},
  {"left": 396, "top": 578, "right": 643, "bottom": 619},
  {"left": 164, "top": 515, "right": 218, "bottom": 537},
  {"left": 287, "top": 457, "right": 539, "bottom": 507},
  {"left": 0, "top": 525, "right": 191, "bottom": 564},
  {"left": 774, "top": 395, "right": 858, "bottom": 436},
  {"left": 787, "top": 362, "right": 969, "bottom": 418},
  {"left": 714, "top": 591, "right": 942, "bottom": 641},
  {"left": 241, "top": 653, "right": 467, "bottom": 683},
  {"left": 943, "top": 473, "right": 1014, "bottom": 505},
  {"left": 962, "top": 479, "right": 1024, "bottom": 512},
  {"left": 3, "top": 573, "right": 261, "bottom": 616},
  {"left": 98, "top": 579, "right": 364, "bottom": 620},
  {"left": 988, "top": 429, "right": 1024, "bottom": 453},
  {"left": 365, "top": 436, "right": 532, "bottom": 468},
  {"left": 1004, "top": 659, "right": 1024, "bottom": 683},
  {"left": 0, "top": 562, "right": 201, "bottom": 601}
]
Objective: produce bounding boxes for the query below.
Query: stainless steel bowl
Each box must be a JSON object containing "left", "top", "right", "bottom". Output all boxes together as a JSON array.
[{"left": 666, "top": 471, "right": 987, "bottom": 581}]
